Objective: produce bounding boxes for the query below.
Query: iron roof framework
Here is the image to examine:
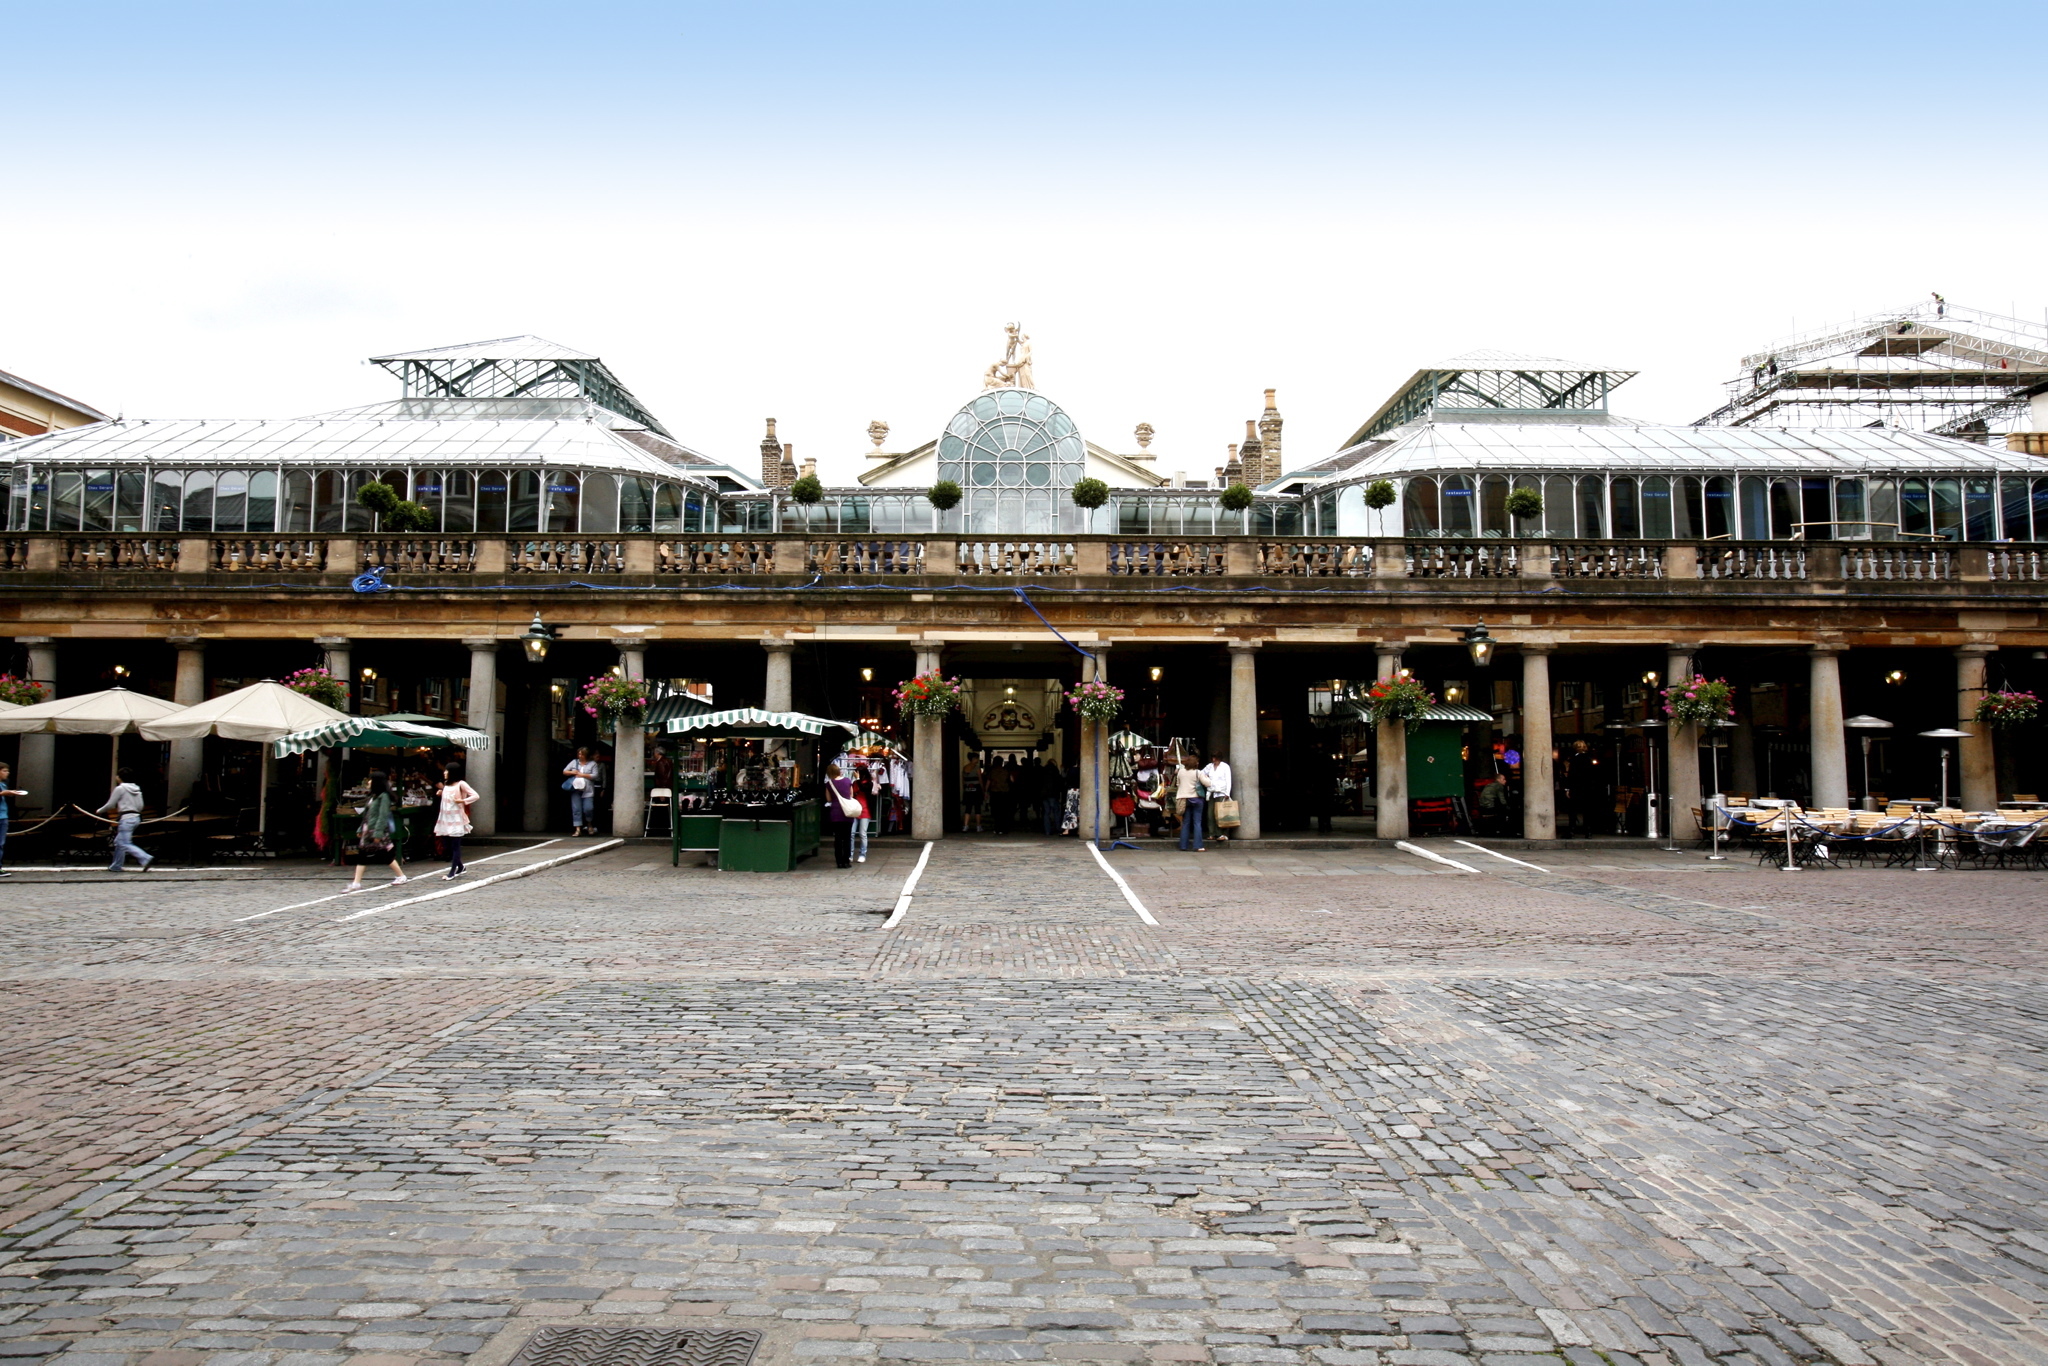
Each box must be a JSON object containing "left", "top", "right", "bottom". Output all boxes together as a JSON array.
[
  {"left": 1346, "top": 352, "right": 1638, "bottom": 447},
  {"left": 370, "top": 340, "right": 672, "bottom": 439},
  {"left": 1694, "top": 300, "right": 2048, "bottom": 440}
]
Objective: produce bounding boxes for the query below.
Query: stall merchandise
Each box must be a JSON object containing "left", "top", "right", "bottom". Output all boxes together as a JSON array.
[{"left": 663, "top": 708, "right": 860, "bottom": 871}]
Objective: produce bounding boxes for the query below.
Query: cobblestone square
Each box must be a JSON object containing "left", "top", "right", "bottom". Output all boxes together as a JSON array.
[{"left": 1, "top": 839, "right": 2044, "bottom": 1366}]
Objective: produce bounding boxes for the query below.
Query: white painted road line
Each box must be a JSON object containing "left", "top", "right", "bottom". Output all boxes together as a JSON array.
[
  {"left": 234, "top": 841, "right": 562, "bottom": 922},
  {"left": 881, "top": 841, "right": 933, "bottom": 929},
  {"left": 1395, "top": 840, "right": 1478, "bottom": 873},
  {"left": 1454, "top": 840, "right": 1551, "bottom": 873},
  {"left": 333, "top": 839, "right": 620, "bottom": 922},
  {"left": 1088, "top": 842, "right": 1159, "bottom": 925}
]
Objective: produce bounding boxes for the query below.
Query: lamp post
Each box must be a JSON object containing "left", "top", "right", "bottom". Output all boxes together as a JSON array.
[
  {"left": 1462, "top": 621, "right": 1495, "bottom": 668},
  {"left": 1704, "top": 718, "right": 1734, "bottom": 860},
  {"left": 1916, "top": 727, "right": 1973, "bottom": 870},
  {"left": 519, "top": 613, "right": 555, "bottom": 665},
  {"left": 1843, "top": 714, "right": 1893, "bottom": 810}
]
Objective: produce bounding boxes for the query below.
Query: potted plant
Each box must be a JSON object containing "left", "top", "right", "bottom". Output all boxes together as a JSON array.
[
  {"left": 1975, "top": 689, "right": 2040, "bottom": 728},
  {"left": 0, "top": 674, "right": 48, "bottom": 708},
  {"left": 283, "top": 666, "right": 349, "bottom": 711},
  {"left": 1066, "top": 678, "right": 1124, "bottom": 723},
  {"left": 1364, "top": 675, "right": 1435, "bottom": 731},
  {"left": 1504, "top": 487, "right": 1543, "bottom": 532},
  {"left": 1219, "top": 483, "right": 1254, "bottom": 513},
  {"left": 1661, "top": 675, "right": 1736, "bottom": 727},
  {"left": 355, "top": 481, "right": 435, "bottom": 533},
  {"left": 895, "top": 671, "right": 966, "bottom": 719},
  {"left": 927, "top": 480, "right": 962, "bottom": 512},
  {"left": 579, "top": 673, "right": 651, "bottom": 731}
]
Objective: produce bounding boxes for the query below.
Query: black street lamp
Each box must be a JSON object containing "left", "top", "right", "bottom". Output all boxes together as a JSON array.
[
  {"left": 520, "top": 613, "right": 556, "bottom": 665},
  {"left": 1463, "top": 621, "right": 1495, "bottom": 668}
]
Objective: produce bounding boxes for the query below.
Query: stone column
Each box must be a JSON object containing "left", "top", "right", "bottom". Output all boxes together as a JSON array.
[
  {"left": 166, "top": 637, "right": 207, "bottom": 808},
  {"left": 1808, "top": 644, "right": 1849, "bottom": 810},
  {"left": 1666, "top": 645, "right": 1703, "bottom": 839},
  {"left": 1521, "top": 646, "right": 1555, "bottom": 840},
  {"left": 462, "top": 639, "right": 499, "bottom": 836},
  {"left": 315, "top": 635, "right": 352, "bottom": 711},
  {"left": 911, "top": 645, "right": 944, "bottom": 840},
  {"left": 1375, "top": 642, "right": 1408, "bottom": 840},
  {"left": 1077, "top": 646, "right": 1108, "bottom": 843},
  {"left": 1956, "top": 645, "right": 1997, "bottom": 809},
  {"left": 15, "top": 638, "right": 55, "bottom": 815},
  {"left": 611, "top": 641, "right": 648, "bottom": 838},
  {"left": 1227, "top": 642, "right": 1261, "bottom": 840},
  {"left": 523, "top": 683, "right": 551, "bottom": 832},
  {"left": 763, "top": 638, "right": 794, "bottom": 712}
]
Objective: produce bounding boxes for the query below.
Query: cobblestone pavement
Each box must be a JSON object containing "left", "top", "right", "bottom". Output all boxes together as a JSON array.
[{"left": 0, "top": 836, "right": 2043, "bottom": 1366}]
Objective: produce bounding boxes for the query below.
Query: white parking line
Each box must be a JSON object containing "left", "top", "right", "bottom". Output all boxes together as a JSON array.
[
  {"left": 332, "top": 840, "right": 617, "bottom": 922},
  {"left": 881, "top": 841, "right": 933, "bottom": 929},
  {"left": 1088, "top": 843, "right": 1159, "bottom": 925},
  {"left": 233, "top": 841, "right": 562, "bottom": 922},
  {"left": 1453, "top": 840, "right": 1551, "bottom": 873},
  {"left": 1394, "top": 840, "right": 1478, "bottom": 873}
]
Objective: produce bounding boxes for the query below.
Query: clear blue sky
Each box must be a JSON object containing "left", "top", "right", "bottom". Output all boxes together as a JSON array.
[{"left": 8, "top": 2, "right": 2044, "bottom": 476}]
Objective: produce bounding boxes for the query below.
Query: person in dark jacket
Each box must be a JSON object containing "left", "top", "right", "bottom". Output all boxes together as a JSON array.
[{"left": 823, "top": 762, "right": 858, "bottom": 868}]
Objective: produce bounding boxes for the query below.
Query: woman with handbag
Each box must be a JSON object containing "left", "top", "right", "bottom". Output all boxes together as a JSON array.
[
  {"left": 345, "top": 772, "right": 409, "bottom": 892},
  {"left": 435, "top": 760, "right": 480, "bottom": 880},
  {"left": 823, "top": 762, "right": 861, "bottom": 868},
  {"left": 562, "top": 747, "right": 601, "bottom": 836}
]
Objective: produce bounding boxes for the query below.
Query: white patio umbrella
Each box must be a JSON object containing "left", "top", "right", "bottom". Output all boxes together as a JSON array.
[
  {"left": 141, "top": 681, "right": 352, "bottom": 839},
  {"left": 0, "top": 687, "right": 187, "bottom": 792}
]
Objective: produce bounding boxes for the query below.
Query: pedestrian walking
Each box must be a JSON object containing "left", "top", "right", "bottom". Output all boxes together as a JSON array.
[
  {"left": 986, "top": 755, "right": 1014, "bottom": 834},
  {"left": 851, "top": 761, "right": 875, "bottom": 863},
  {"left": 434, "top": 760, "right": 480, "bottom": 879},
  {"left": 346, "top": 772, "right": 407, "bottom": 892},
  {"left": 562, "top": 747, "right": 601, "bottom": 835},
  {"left": 824, "top": 762, "right": 860, "bottom": 868},
  {"left": 1200, "top": 750, "right": 1233, "bottom": 842},
  {"left": 0, "top": 762, "right": 23, "bottom": 878},
  {"left": 98, "top": 767, "right": 154, "bottom": 872},
  {"left": 1176, "top": 751, "right": 1206, "bottom": 851},
  {"left": 961, "top": 754, "right": 984, "bottom": 833}
]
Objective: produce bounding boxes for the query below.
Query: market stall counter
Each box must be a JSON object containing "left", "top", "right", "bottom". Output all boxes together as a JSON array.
[{"left": 661, "top": 708, "right": 859, "bottom": 872}]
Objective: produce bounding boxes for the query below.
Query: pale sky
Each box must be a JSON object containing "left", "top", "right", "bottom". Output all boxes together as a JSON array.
[{"left": 8, "top": 1, "right": 2044, "bottom": 483}]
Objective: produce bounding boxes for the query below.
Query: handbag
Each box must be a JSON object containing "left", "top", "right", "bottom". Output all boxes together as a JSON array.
[
  {"left": 1214, "top": 798, "right": 1242, "bottom": 827},
  {"left": 831, "top": 782, "right": 863, "bottom": 819}
]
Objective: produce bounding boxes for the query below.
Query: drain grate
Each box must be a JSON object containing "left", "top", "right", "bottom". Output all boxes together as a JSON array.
[{"left": 508, "top": 1327, "right": 762, "bottom": 1366}]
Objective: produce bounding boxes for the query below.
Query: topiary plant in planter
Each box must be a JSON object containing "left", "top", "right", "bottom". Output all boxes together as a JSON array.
[
  {"left": 1070, "top": 478, "right": 1110, "bottom": 510},
  {"left": 1219, "top": 483, "right": 1254, "bottom": 512},
  {"left": 927, "top": 480, "right": 962, "bottom": 511}
]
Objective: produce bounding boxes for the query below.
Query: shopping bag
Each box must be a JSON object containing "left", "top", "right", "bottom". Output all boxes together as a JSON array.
[{"left": 1214, "top": 798, "right": 1241, "bottom": 827}]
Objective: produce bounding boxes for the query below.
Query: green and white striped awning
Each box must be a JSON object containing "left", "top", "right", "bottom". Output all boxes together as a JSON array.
[
  {"left": 273, "top": 716, "right": 492, "bottom": 757},
  {"left": 662, "top": 708, "right": 861, "bottom": 740}
]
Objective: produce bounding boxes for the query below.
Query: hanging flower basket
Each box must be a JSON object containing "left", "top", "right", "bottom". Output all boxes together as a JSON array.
[
  {"left": 1066, "top": 679, "right": 1125, "bottom": 724},
  {"left": 1661, "top": 675, "right": 1735, "bottom": 727},
  {"left": 895, "top": 671, "right": 966, "bottom": 719},
  {"left": 0, "top": 674, "right": 48, "bottom": 708},
  {"left": 579, "top": 674, "right": 650, "bottom": 730},
  {"left": 283, "top": 666, "right": 348, "bottom": 711},
  {"left": 1364, "top": 676, "right": 1435, "bottom": 731},
  {"left": 1975, "top": 690, "right": 2040, "bottom": 728}
]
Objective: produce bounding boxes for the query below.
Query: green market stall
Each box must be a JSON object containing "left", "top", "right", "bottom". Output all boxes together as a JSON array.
[
  {"left": 662, "top": 707, "right": 859, "bottom": 871},
  {"left": 273, "top": 712, "right": 491, "bottom": 860}
]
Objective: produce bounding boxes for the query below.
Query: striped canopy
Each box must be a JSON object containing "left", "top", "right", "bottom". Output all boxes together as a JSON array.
[
  {"left": 272, "top": 716, "right": 492, "bottom": 757},
  {"left": 663, "top": 708, "right": 860, "bottom": 740}
]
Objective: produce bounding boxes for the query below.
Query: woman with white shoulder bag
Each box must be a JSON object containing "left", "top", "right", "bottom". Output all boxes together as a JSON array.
[
  {"left": 823, "top": 762, "right": 862, "bottom": 869},
  {"left": 435, "top": 760, "right": 480, "bottom": 879}
]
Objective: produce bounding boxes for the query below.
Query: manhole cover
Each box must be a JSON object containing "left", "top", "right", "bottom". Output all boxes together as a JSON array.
[{"left": 508, "top": 1327, "right": 762, "bottom": 1366}]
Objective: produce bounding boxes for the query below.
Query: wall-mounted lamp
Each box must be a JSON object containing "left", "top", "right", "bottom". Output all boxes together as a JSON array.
[
  {"left": 1005, "top": 685, "right": 1016, "bottom": 695},
  {"left": 1463, "top": 621, "right": 1495, "bottom": 667},
  {"left": 361, "top": 667, "right": 378, "bottom": 681},
  {"left": 1642, "top": 670, "right": 1660, "bottom": 687},
  {"left": 520, "top": 613, "right": 555, "bottom": 664},
  {"left": 861, "top": 667, "right": 874, "bottom": 682},
  {"left": 1885, "top": 669, "right": 1907, "bottom": 686},
  {"left": 1446, "top": 686, "right": 1464, "bottom": 702},
  {"left": 1397, "top": 667, "right": 1413, "bottom": 680},
  {"left": 112, "top": 665, "right": 130, "bottom": 678},
  {"left": 1149, "top": 666, "right": 1163, "bottom": 682}
]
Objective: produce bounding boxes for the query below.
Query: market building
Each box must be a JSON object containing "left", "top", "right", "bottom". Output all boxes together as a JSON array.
[{"left": 3, "top": 308, "right": 2045, "bottom": 850}]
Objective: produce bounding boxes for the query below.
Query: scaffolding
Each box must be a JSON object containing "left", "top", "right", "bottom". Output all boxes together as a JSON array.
[
  {"left": 1694, "top": 299, "right": 2048, "bottom": 442},
  {"left": 1343, "top": 350, "right": 1638, "bottom": 447},
  {"left": 369, "top": 336, "right": 673, "bottom": 438}
]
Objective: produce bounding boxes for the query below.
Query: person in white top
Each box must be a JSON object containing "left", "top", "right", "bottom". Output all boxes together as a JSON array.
[
  {"left": 1175, "top": 755, "right": 1207, "bottom": 852},
  {"left": 562, "top": 747, "right": 602, "bottom": 836},
  {"left": 434, "top": 760, "right": 481, "bottom": 879},
  {"left": 1199, "top": 752, "right": 1233, "bottom": 843},
  {"left": 99, "top": 768, "right": 154, "bottom": 872}
]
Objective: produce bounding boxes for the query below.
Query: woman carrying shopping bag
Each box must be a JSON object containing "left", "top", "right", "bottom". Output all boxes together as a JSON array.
[{"left": 346, "top": 772, "right": 408, "bottom": 892}]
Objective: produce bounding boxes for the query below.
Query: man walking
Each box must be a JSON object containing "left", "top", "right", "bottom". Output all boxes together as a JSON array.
[
  {"left": 0, "top": 762, "right": 24, "bottom": 877},
  {"left": 1200, "top": 749, "right": 1233, "bottom": 843},
  {"left": 100, "top": 767, "right": 153, "bottom": 872},
  {"left": 1176, "top": 751, "right": 1206, "bottom": 852}
]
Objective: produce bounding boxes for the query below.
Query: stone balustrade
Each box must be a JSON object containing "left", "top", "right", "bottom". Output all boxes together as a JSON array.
[{"left": 0, "top": 533, "right": 2033, "bottom": 591}]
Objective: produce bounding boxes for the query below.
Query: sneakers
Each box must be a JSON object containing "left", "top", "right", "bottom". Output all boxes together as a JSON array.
[
  {"left": 345, "top": 884, "right": 365, "bottom": 894},
  {"left": 390, "top": 875, "right": 409, "bottom": 886},
  {"left": 0, "top": 870, "right": 11, "bottom": 877},
  {"left": 856, "top": 855, "right": 866, "bottom": 863},
  {"left": 444, "top": 868, "right": 463, "bottom": 880}
]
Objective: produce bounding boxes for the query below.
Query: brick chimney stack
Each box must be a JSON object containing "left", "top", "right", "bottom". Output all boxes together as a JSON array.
[
  {"left": 1257, "top": 389, "right": 1282, "bottom": 481},
  {"left": 1238, "top": 419, "right": 1264, "bottom": 488},
  {"left": 759, "top": 418, "right": 788, "bottom": 489}
]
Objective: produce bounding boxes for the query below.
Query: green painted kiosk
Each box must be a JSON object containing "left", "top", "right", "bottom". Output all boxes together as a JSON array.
[{"left": 662, "top": 707, "right": 859, "bottom": 872}]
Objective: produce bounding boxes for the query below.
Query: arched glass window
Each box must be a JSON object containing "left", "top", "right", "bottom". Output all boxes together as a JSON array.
[
  {"left": 1402, "top": 476, "right": 1439, "bottom": 535},
  {"left": 1868, "top": 478, "right": 1898, "bottom": 541},
  {"left": 654, "top": 483, "right": 682, "bottom": 532},
  {"left": 509, "top": 471, "right": 542, "bottom": 532},
  {"left": 1768, "top": 478, "right": 1797, "bottom": 539},
  {"left": 154, "top": 471, "right": 184, "bottom": 531},
  {"left": 2033, "top": 478, "right": 2048, "bottom": 543},
  {"left": 1544, "top": 475, "right": 1574, "bottom": 537},
  {"left": 1480, "top": 475, "right": 1509, "bottom": 536},
  {"left": 344, "top": 471, "right": 375, "bottom": 532},
  {"left": 1641, "top": 475, "right": 1672, "bottom": 539},
  {"left": 284, "top": 472, "right": 314, "bottom": 532},
  {"left": 379, "top": 469, "right": 408, "bottom": 500},
  {"left": 1834, "top": 478, "right": 1865, "bottom": 540},
  {"left": 182, "top": 471, "right": 216, "bottom": 532},
  {"left": 1440, "top": 474, "right": 1476, "bottom": 536},
  {"left": 48, "top": 471, "right": 83, "bottom": 532},
  {"left": 938, "top": 390, "right": 1083, "bottom": 490},
  {"left": 1932, "top": 477, "right": 1962, "bottom": 541},
  {"left": 442, "top": 472, "right": 474, "bottom": 532},
  {"left": 581, "top": 473, "right": 619, "bottom": 533},
  {"left": 214, "top": 471, "right": 248, "bottom": 532},
  {"left": 8, "top": 468, "right": 29, "bottom": 533},
  {"left": 115, "top": 471, "right": 146, "bottom": 532},
  {"left": 1797, "top": 477, "right": 1830, "bottom": 539},
  {"left": 1611, "top": 476, "right": 1640, "bottom": 539},
  {"left": 81, "top": 469, "right": 115, "bottom": 532},
  {"left": 1704, "top": 476, "right": 1733, "bottom": 540},
  {"left": 412, "top": 470, "right": 444, "bottom": 531},
  {"left": 1575, "top": 476, "right": 1605, "bottom": 539},
  {"left": 1674, "top": 476, "right": 1703, "bottom": 539},
  {"left": 543, "top": 471, "right": 581, "bottom": 532},
  {"left": 1900, "top": 478, "right": 1931, "bottom": 538},
  {"left": 2002, "top": 477, "right": 2031, "bottom": 541},
  {"left": 1739, "top": 477, "right": 1769, "bottom": 540},
  {"left": 477, "top": 470, "right": 509, "bottom": 532},
  {"left": 1965, "top": 477, "right": 1995, "bottom": 541},
  {"left": 620, "top": 477, "right": 654, "bottom": 533},
  {"left": 247, "top": 472, "right": 276, "bottom": 532}
]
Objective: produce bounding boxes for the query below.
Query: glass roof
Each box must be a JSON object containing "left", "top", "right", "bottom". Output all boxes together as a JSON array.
[
  {"left": 1317, "top": 421, "right": 2046, "bottom": 483},
  {"left": 936, "top": 388, "right": 1086, "bottom": 489}
]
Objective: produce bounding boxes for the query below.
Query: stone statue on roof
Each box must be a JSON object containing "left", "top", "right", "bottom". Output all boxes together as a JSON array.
[{"left": 982, "top": 323, "right": 1035, "bottom": 390}]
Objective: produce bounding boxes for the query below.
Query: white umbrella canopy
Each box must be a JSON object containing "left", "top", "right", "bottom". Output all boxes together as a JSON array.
[
  {"left": 0, "top": 687, "right": 184, "bottom": 735},
  {"left": 140, "top": 680, "right": 350, "bottom": 743}
]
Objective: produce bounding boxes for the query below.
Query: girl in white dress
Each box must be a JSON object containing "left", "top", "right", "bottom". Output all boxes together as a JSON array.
[{"left": 434, "top": 760, "right": 480, "bottom": 879}]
